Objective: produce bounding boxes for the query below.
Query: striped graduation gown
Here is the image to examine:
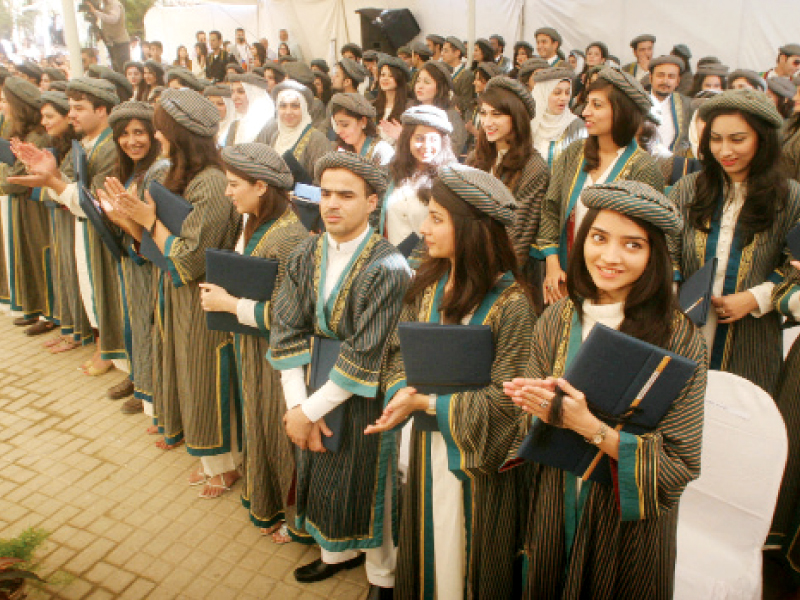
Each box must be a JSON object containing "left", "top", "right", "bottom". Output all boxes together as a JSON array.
[
  {"left": 783, "top": 123, "right": 800, "bottom": 183},
  {"left": 661, "top": 93, "right": 694, "bottom": 153},
  {"left": 538, "top": 119, "right": 587, "bottom": 169},
  {"left": 0, "top": 114, "right": 11, "bottom": 307},
  {"left": 233, "top": 208, "right": 310, "bottom": 535},
  {"left": 504, "top": 152, "right": 550, "bottom": 266},
  {"left": 151, "top": 167, "right": 242, "bottom": 453},
  {"left": 263, "top": 125, "right": 333, "bottom": 184},
  {"left": 382, "top": 272, "right": 536, "bottom": 599},
  {"left": 268, "top": 229, "right": 411, "bottom": 551},
  {"left": 669, "top": 174, "right": 800, "bottom": 395},
  {"left": 509, "top": 299, "right": 707, "bottom": 600},
  {"left": 533, "top": 139, "right": 664, "bottom": 269}
]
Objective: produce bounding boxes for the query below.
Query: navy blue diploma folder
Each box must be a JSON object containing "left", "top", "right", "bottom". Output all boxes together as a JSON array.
[
  {"left": 72, "top": 140, "right": 88, "bottom": 187},
  {"left": 306, "top": 335, "right": 346, "bottom": 452},
  {"left": 398, "top": 322, "right": 494, "bottom": 431},
  {"left": 0, "top": 138, "right": 16, "bottom": 166},
  {"left": 510, "top": 324, "right": 697, "bottom": 485},
  {"left": 292, "top": 183, "right": 324, "bottom": 233},
  {"left": 788, "top": 223, "right": 800, "bottom": 261},
  {"left": 397, "top": 233, "right": 421, "bottom": 260},
  {"left": 204, "top": 249, "right": 279, "bottom": 337},
  {"left": 78, "top": 184, "right": 123, "bottom": 260},
  {"left": 679, "top": 258, "right": 718, "bottom": 327},
  {"left": 140, "top": 181, "right": 194, "bottom": 271}
]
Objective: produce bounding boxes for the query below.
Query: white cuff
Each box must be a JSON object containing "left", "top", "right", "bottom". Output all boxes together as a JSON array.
[
  {"left": 301, "top": 380, "right": 352, "bottom": 423},
  {"left": 280, "top": 368, "right": 307, "bottom": 410},
  {"left": 748, "top": 282, "right": 776, "bottom": 317},
  {"left": 235, "top": 298, "right": 258, "bottom": 327},
  {"left": 789, "top": 293, "right": 800, "bottom": 322},
  {"left": 426, "top": 394, "right": 437, "bottom": 415},
  {"left": 52, "top": 182, "right": 85, "bottom": 218}
]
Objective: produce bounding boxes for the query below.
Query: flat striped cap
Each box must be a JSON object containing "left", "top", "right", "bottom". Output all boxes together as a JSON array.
[
  {"left": 341, "top": 43, "right": 363, "bottom": 59},
  {"left": 533, "top": 66, "right": 575, "bottom": 84},
  {"left": 203, "top": 85, "right": 231, "bottom": 98},
  {"left": 311, "top": 59, "right": 330, "bottom": 73},
  {"left": 3, "top": 76, "right": 42, "bottom": 109},
  {"left": 476, "top": 61, "right": 503, "bottom": 81},
  {"left": 222, "top": 143, "right": 294, "bottom": 190},
  {"left": 437, "top": 164, "right": 517, "bottom": 226},
  {"left": 630, "top": 34, "right": 656, "bottom": 49},
  {"left": 424, "top": 61, "right": 454, "bottom": 90},
  {"left": 166, "top": 66, "right": 204, "bottom": 91},
  {"left": 124, "top": 61, "right": 143, "bottom": 73},
  {"left": 727, "top": 69, "right": 766, "bottom": 91},
  {"left": 330, "top": 92, "right": 376, "bottom": 118},
  {"left": 378, "top": 54, "right": 411, "bottom": 80},
  {"left": 426, "top": 34, "right": 446, "bottom": 46},
  {"left": 262, "top": 62, "right": 286, "bottom": 77},
  {"left": 284, "top": 62, "right": 315, "bottom": 87},
  {"left": 338, "top": 57, "right": 369, "bottom": 84},
  {"left": 272, "top": 80, "right": 314, "bottom": 109},
  {"left": 767, "top": 76, "right": 796, "bottom": 100},
  {"left": 445, "top": 36, "right": 466, "bottom": 56},
  {"left": 43, "top": 67, "right": 67, "bottom": 82},
  {"left": 40, "top": 90, "right": 69, "bottom": 113},
  {"left": 699, "top": 88, "right": 784, "bottom": 129},
  {"left": 228, "top": 72, "right": 270, "bottom": 91},
  {"left": 49, "top": 80, "right": 68, "bottom": 92},
  {"left": 16, "top": 61, "right": 43, "bottom": 80},
  {"left": 696, "top": 63, "right": 729, "bottom": 78},
  {"left": 518, "top": 58, "right": 550, "bottom": 82},
  {"left": 410, "top": 40, "right": 433, "bottom": 58},
  {"left": 596, "top": 66, "right": 652, "bottom": 116},
  {"left": 535, "top": 27, "right": 562, "bottom": 43},
  {"left": 94, "top": 65, "right": 134, "bottom": 96},
  {"left": 363, "top": 50, "right": 380, "bottom": 62},
  {"left": 68, "top": 77, "right": 120, "bottom": 106},
  {"left": 108, "top": 100, "right": 154, "bottom": 128},
  {"left": 314, "top": 151, "right": 388, "bottom": 197},
  {"left": 672, "top": 44, "right": 692, "bottom": 60},
  {"left": 779, "top": 44, "right": 800, "bottom": 57},
  {"left": 144, "top": 60, "right": 164, "bottom": 76},
  {"left": 158, "top": 88, "right": 220, "bottom": 137},
  {"left": 485, "top": 75, "right": 536, "bottom": 119},
  {"left": 582, "top": 180, "right": 683, "bottom": 236},
  {"left": 649, "top": 55, "right": 685, "bottom": 73},
  {"left": 400, "top": 105, "right": 453, "bottom": 134}
]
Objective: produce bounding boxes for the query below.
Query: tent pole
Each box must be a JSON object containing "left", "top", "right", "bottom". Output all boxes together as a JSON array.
[
  {"left": 467, "top": 0, "right": 475, "bottom": 64},
  {"left": 61, "top": 0, "right": 84, "bottom": 76}
]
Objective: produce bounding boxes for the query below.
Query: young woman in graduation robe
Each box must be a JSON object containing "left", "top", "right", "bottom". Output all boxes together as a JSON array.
[
  {"left": 367, "top": 164, "right": 536, "bottom": 599},
  {"left": 37, "top": 91, "right": 93, "bottom": 353},
  {"left": 467, "top": 75, "right": 550, "bottom": 267},
  {"left": 530, "top": 68, "right": 587, "bottom": 167},
  {"left": 330, "top": 93, "right": 394, "bottom": 166},
  {"left": 505, "top": 180, "right": 708, "bottom": 600},
  {"left": 112, "top": 89, "right": 242, "bottom": 497},
  {"left": 413, "top": 61, "right": 467, "bottom": 157},
  {"left": 536, "top": 67, "right": 664, "bottom": 307},
  {"left": 374, "top": 55, "right": 413, "bottom": 145},
  {"left": 669, "top": 89, "right": 800, "bottom": 395},
  {"left": 197, "top": 143, "right": 310, "bottom": 542},
  {"left": 100, "top": 101, "right": 169, "bottom": 415}
]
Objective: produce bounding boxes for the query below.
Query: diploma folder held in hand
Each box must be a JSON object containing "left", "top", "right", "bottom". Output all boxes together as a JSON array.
[
  {"left": 204, "top": 249, "right": 279, "bottom": 337},
  {"left": 510, "top": 324, "right": 697, "bottom": 485},
  {"left": 306, "top": 335, "right": 346, "bottom": 452},
  {"left": 679, "top": 258, "right": 718, "bottom": 327},
  {"left": 78, "top": 184, "right": 124, "bottom": 261},
  {"left": 788, "top": 223, "right": 800, "bottom": 260},
  {"left": 398, "top": 322, "right": 494, "bottom": 431},
  {"left": 0, "top": 139, "right": 16, "bottom": 166},
  {"left": 140, "top": 181, "right": 194, "bottom": 271},
  {"left": 292, "top": 183, "right": 324, "bottom": 233}
]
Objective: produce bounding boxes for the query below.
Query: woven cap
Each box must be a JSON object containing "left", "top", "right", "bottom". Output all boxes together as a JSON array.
[
  {"left": 400, "top": 105, "right": 453, "bottom": 134},
  {"left": 445, "top": 36, "right": 466, "bottom": 56},
  {"left": 144, "top": 60, "right": 164, "bottom": 76},
  {"left": 438, "top": 164, "right": 517, "bottom": 226},
  {"left": 314, "top": 151, "right": 388, "bottom": 197},
  {"left": 410, "top": 40, "right": 433, "bottom": 58},
  {"left": 779, "top": 44, "right": 800, "bottom": 58},
  {"left": 221, "top": 143, "right": 294, "bottom": 190},
  {"left": 582, "top": 180, "right": 683, "bottom": 236},
  {"left": 203, "top": 85, "right": 231, "bottom": 98},
  {"left": 338, "top": 58, "right": 369, "bottom": 84},
  {"left": 518, "top": 58, "right": 550, "bottom": 82},
  {"left": 484, "top": 76, "right": 536, "bottom": 119},
  {"left": 272, "top": 80, "right": 314, "bottom": 109},
  {"left": 377, "top": 54, "right": 411, "bottom": 80},
  {"left": 696, "top": 64, "right": 729, "bottom": 78},
  {"left": 533, "top": 66, "right": 576, "bottom": 84},
  {"left": 43, "top": 67, "right": 67, "bottom": 82},
  {"left": 68, "top": 77, "right": 120, "bottom": 106},
  {"left": 672, "top": 44, "right": 692, "bottom": 60},
  {"left": 166, "top": 66, "right": 204, "bottom": 91},
  {"left": 40, "top": 90, "right": 69, "bottom": 113},
  {"left": 426, "top": 34, "right": 446, "bottom": 46},
  {"left": 158, "top": 88, "right": 220, "bottom": 137},
  {"left": 630, "top": 34, "right": 656, "bottom": 49},
  {"left": 341, "top": 43, "right": 363, "bottom": 59},
  {"left": 363, "top": 50, "right": 380, "bottom": 62},
  {"left": 311, "top": 59, "right": 330, "bottom": 73},
  {"left": 727, "top": 69, "right": 767, "bottom": 92},
  {"left": 16, "top": 61, "right": 43, "bottom": 80},
  {"left": 3, "top": 76, "right": 42, "bottom": 109},
  {"left": 284, "top": 62, "right": 315, "bottom": 87},
  {"left": 649, "top": 55, "right": 685, "bottom": 73},
  {"left": 535, "top": 27, "right": 562, "bottom": 44},
  {"left": 767, "top": 76, "right": 797, "bottom": 100},
  {"left": 699, "top": 88, "right": 784, "bottom": 129},
  {"left": 330, "top": 92, "right": 376, "bottom": 118},
  {"left": 476, "top": 61, "right": 503, "bottom": 81},
  {"left": 228, "top": 72, "right": 270, "bottom": 91},
  {"left": 108, "top": 100, "right": 154, "bottom": 128},
  {"left": 95, "top": 66, "right": 134, "bottom": 96},
  {"left": 595, "top": 66, "right": 652, "bottom": 116},
  {"left": 424, "top": 61, "right": 454, "bottom": 90}
]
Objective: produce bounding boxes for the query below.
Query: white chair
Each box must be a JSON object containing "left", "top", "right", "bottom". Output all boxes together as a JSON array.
[{"left": 674, "top": 370, "right": 788, "bottom": 600}]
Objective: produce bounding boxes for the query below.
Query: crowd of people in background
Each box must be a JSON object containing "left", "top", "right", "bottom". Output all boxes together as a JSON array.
[{"left": 2, "top": 20, "right": 800, "bottom": 599}]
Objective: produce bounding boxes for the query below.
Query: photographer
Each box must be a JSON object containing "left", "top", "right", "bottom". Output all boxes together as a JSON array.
[{"left": 83, "top": 0, "right": 130, "bottom": 72}]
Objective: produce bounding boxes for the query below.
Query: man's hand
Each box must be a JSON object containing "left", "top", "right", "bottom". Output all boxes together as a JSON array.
[{"left": 284, "top": 406, "right": 314, "bottom": 449}]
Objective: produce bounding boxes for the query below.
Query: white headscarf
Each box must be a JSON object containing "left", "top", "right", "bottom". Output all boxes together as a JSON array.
[
  {"left": 234, "top": 82, "right": 274, "bottom": 145},
  {"left": 274, "top": 88, "right": 313, "bottom": 155},
  {"left": 530, "top": 77, "right": 578, "bottom": 158},
  {"left": 688, "top": 111, "right": 703, "bottom": 159},
  {"left": 216, "top": 96, "right": 236, "bottom": 146},
  {"left": 570, "top": 52, "right": 585, "bottom": 75}
]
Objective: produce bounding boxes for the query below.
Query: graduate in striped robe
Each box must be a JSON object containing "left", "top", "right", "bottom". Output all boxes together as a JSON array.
[
  {"left": 330, "top": 93, "right": 394, "bottom": 166},
  {"left": 198, "top": 143, "right": 309, "bottom": 542},
  {"left": 535, "top": 67, "right": 664, "bottom": 307},
  {"left": 442, "top": 37, "right": 474, "bottom": 120},
  {"left": 505, "top": 180, "right": 707, "bottom": 600},
  {"left": 368, "top": 165, "right": 536, "bottom": 599},
  {"left": 373, "top": 55, "right": 414, "bottom": 146},
  {"left": 783, "top": 103, "right": 800, "bottom": 182},
  {"left": 648, "top": 56, "right": 695, "bottom": 154},
  {"left": 669, "top": 90, "right": 800, "bottom": 395},
  {"left": 269, "top": 151, "right": 410, "bottom": 597},
  {"left": 112, "top": 89, "right": 242, "bottom": 495},
  {"left": 0, "top": 73, "right": 11, "bottom": 312},
  {"left": 530, "top": 68, "right": 587, "bottom": 168}
]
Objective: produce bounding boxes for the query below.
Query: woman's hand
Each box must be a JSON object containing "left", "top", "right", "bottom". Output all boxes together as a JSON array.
[
  {"left": 6, "top": 140, "right": 60, "bottom": 188},
  {"left": 505, "top": 377, "right": 599, "bottom": 436},
  {"left": 198, "top": 283, "right": 238, "bottom": 314},
  {"left": 108, "top": 177, "right": 156, "bottom": 228},
  {"left": 378, "top": 119, "right": 403, "bottom": 142},
  {"left": 712, "top": 291, "right": 759, "bottom": 324},
  {"left": 544, "top": 255, "right": 567, "bottom": 305},
  {"left": 364, "top": 387, "right": 429, "bottom": 434},
  {"left": 97, "top": 188, "right": 136, "bottom": 231}
]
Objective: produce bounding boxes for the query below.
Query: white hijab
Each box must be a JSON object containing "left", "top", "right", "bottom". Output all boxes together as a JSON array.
[
  {"left": 570, "top": 53, "right": 585, "bottom": 75},
  {"left": 234, "top": 82, "right": 274, "bottom": 145},
  {"left": 530, "top": 77, "right": 578, "bottom": 158},
  {"left": 216, "top": 96, "right": 236, "bottom": 146},
  {"left": 688, "top": 111, "right": 702, "bottom": 159},
  {"left": 273, "top": 88, "right": 313, "bottom": 155}
]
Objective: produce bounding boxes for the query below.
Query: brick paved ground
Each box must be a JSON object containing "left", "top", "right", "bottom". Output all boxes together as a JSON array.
[{"left": 0, "top": 315, "right": 369, "bottom": 599}]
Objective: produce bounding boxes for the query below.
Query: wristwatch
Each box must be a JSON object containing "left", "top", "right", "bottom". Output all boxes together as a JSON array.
[{"left": 585, "top": 422, "right": 609, "bottom": 446}]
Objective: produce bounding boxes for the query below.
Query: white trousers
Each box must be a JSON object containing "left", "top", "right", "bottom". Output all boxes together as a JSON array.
[
  {"left": 0, "top": 196, "right": 21, "bottom": 317},
  {"left": 200, "top": 392, "right": 241, "bottom": 477}
]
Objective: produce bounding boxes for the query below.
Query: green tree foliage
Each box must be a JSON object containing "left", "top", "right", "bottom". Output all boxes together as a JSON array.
[{"left": 125, "top": 0, "right": 157, "bottom": 38}]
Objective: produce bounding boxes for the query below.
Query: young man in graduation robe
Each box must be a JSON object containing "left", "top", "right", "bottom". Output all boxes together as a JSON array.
[
  {"left": 623, "top": 34, "right": 656, "bottom": 82},
  {"left": 442, "top": 36, "right": 475, "bottom": 119},
  {"left": 8, "top": 77, "right": 131, "bottom": 395},
  {"left": 763, "top": 44, "right": 800, "bottom": 80},
  {"left": 649, "top": 55, "right": 694, "bottom": 154},
  {"left": 534, "top": 28, "right": 569, "bottom": 69},
  {"left": 268, "top": 151, "right": 411, "bottom": 599}
]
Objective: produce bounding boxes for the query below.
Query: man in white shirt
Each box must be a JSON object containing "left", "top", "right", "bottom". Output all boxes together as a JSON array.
[
  {"left": 649, "top": 55, "right": 694, "bottom": 153},
  {"left": 763, "top": 43, "right": 800, "bottom": 80},
  {"left": 623, "top": 34, "right": 655, "bottom": 82},
  {"left": 232, "top": 27, "right": 253, "bottom": 70}
]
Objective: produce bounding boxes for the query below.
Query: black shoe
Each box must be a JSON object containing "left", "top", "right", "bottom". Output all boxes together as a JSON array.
[
  {"left": 294, "top": 554, "right": 365, "bottom": 583},
  {"left": 367, "top": 584, "right": 394, "bottom": 600}
]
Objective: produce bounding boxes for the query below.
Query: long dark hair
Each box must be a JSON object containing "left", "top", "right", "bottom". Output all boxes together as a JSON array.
[
  {"left": 468, "top": 86, "right": 533, "bottom": 189},
  {"left": 195, "top": 42, "right": 208, "bottom": 66},
  {"left": 471, "top": 39, "right": 495, "bottom": 72},
  {"left": 418, "top": 62, "right": 453, "bottom": 110},
  {"left": 690, "top": 73, "right": 723, "bottom": 97},
  {"left": 786, "top": 113, "right": 800, "bottom": 140},
  {"left": 582, "top": 78, "right": 642, "bottom": 172},
  {"left": 224, "top": 163, "right": 289, "bottom": 245},
  {"left": 689, "top": 108, "right": 788, "bottom": 245},
  {"left": 40, "top": 100, "right": 78, "bottom": 159},
  {"left": 567, "top": 208, "right": 680, "bottom": 348},
  {"left": 374, "top": 65, "right": 409, "bottom": 123},
  {"left": 153, "top": 105, "right": 223, "bottom": 194},
  {"left": 5, "top": 88, "right": 44, "bottom": 139},
  {"left": 111, "top": 116, "right": 161, "bottom": 186},
  {"left": 127, "top": 64, "right": 148, "bottom": 101},
  {"left": 389, "top": 123, "right": 457, "bottom": 185},
  {"left": 407, "top": 179, "right": 528, "bottom": 323},
  {"left": 772, "top": 94, "right": 795, "bottom": 120},
  {"left": 252, "top": 42, "right": 266, "bottom": 67},
  {"left": 331, "top": 105, "right": 378, "bottom": 151}
]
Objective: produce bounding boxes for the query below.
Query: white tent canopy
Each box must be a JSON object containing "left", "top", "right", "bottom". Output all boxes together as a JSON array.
[{"left": 144, "top": 0, "right": 800, "bottom": 73}]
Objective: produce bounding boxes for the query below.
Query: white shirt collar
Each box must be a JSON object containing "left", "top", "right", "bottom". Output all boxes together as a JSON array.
[{"left": 326, "top": 224, "right": 371, "bottom": 254}]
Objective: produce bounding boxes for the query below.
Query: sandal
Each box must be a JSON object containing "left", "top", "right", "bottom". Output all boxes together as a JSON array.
[
  {"left": 271, "top": 523, "right": 293, "bottom": 545},
  {"left": 146, "top": 425, "right": 159, "bottom": 435},
  {"left": 83, "top": 361, "right": 113, "bottom": 376},
  {"left": 188, "top": 466, "right": 208, "bottom": 487},
  {"left": 198, "top": 471, "right": 240, "bottom": 499},
  {"left": 50, "top": 339, "right": 80, "bottom": 354},
  {"left": 155, "top": 438, "right": 184, "bottom": 450},
  {"left": 43, "top": 336, "right": 64, "bottom": 349},
  {"left": 260, "top": 523, "right": 282, "bottom": 536}
]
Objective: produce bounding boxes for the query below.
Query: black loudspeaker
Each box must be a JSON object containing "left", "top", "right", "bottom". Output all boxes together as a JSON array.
[{"left": 356, "top": 8, "right": 420, "bottom": 53}]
